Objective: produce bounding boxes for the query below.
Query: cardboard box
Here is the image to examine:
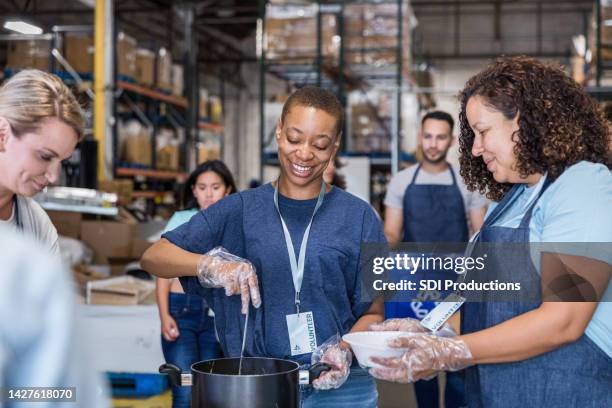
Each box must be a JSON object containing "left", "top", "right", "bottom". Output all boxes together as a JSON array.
[
  {"left": 73, "top": 264, "right": 110, "bottom": 295},
  {"left": 124, "top": 130, "right": 152, "bottom": 166},
  {"left": 86, "top": 276, "right": 155, "bottom": 306},
  {"left": 6, "top": 40, "right": 50, "bottom": 70},
  {"left": 47, "top": 210, "right": 83, "bottom": 239},
  {"left": 265, "top": 15, "right": 337, "bottom": 59},
  {"left": 197, "top": 141, "right": 221, "bottom": 163},
  {"left": 117, "top": 32, "right": 137, "bottom": 78},
  {"left": 98, "top": 179, "right": 134, "bottom": 206},
  {"left": 172, "top": 63, "right": 184, "bottom": 96},
  {"left": 156, "top": 47, "right": 172, "bottom": 91},
  {"left": 65, "top": 34, "right": 94, "bottom": 73},
  {"left": 156, "top": 144, "right": 179, "bottom": 170},
  {"left": 81, "top": 220, "right": 136, "bottom": 264},
  {"left": 135, "top": 48, "right": 155, "bottom": 86}
]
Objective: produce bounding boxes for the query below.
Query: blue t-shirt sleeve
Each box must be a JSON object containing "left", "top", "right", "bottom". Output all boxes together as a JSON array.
[
  {"left": 535, "top": 163, "right": 612, "bottom": 263},
  {"left": 352, "top": 206, "right": 388, "bottom": 318},
  {"left": 162, "top": 195, "right": 244, "bottom": 298}
]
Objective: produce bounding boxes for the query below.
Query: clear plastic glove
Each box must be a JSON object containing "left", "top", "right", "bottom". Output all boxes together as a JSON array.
[
  {"left": 370, "top": 334, "right": 473, "bottom": 383},
  {"left": 161, "top": 314, "right": 180, "bottom": 342},
  {"left": 196, "top": 247, "right": 261, "bottom": 314},
  {"left": 311, "top": 334, "right": 352, "bottom": 390},
  {"left": 369, "top": 317, "right": 456, "bottom": 338}
]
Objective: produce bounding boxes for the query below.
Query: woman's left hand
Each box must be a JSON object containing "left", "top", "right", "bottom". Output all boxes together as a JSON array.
[
  {"left": 312, "top": 339, "right": 352, "bottom": 390},
  {"left": 369, "top": 334, "right": 473, "bottom": 383}
]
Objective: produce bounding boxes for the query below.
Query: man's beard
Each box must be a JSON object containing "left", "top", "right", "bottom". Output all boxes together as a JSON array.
[{"left": 423, "top": 150, "right": 447, "bottom": 164}]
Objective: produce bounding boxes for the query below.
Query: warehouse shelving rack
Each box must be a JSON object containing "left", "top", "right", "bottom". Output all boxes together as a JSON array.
[
  {"left": 1, "top": 4, "right": 226, "bottom": 210},
  {"left": 587, "top": 0, "right": 612, "bottom": 101}
]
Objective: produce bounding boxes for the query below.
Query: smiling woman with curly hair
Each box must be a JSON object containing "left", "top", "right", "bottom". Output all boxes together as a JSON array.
[
  {"left": 369, "top": 57, "right": 612, "bottom": 408},
  {"left": 458, "top": 56, "right": 610, "bottom": 201}
]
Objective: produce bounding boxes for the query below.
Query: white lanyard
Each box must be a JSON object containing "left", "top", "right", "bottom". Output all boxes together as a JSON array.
[{"left": 273, "top": 180, "right": 326, "bottom": 314}]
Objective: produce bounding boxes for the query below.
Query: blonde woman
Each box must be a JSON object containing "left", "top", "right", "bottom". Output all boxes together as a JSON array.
[{"left": 0, "top": 69, "right": 85, "bottom": 253}]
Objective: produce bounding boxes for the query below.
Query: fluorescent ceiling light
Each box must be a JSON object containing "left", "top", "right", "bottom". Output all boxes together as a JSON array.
[{"left": 3, "top": 20, "right": 43, "bottom": 35}]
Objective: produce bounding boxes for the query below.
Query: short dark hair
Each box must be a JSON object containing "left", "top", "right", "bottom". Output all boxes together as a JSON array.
[
  {"left": 281, "top": 86, "right": 344, "bottom": 137},
  {"left": 182, "top": 160, "right": 237, "bottom": 210},
  {"left": 421, "top": 110, "right": 454, "bottom": 133}
]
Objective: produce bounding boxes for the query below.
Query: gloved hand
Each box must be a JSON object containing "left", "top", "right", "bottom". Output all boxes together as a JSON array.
[
  {"left": 369, "top": 317, "right": 456, "bottom": 338},
  {"left": 196, "top": 247, "right": 261, "bottom": 314},
  {"left": 311, "top": 334, "right": 352, "bottom": 390},
  {"left": 369, "top": 334, "right": 473, "bottom": 383}
]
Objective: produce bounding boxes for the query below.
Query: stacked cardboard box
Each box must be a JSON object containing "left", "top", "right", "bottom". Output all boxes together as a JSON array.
[
  {"left": 120, "top": 120, "right": 152, "bottom": 166},
  {"left": 135, "top": 48, "right": 155, "bottom": 86},
  {"left": 156, "top": 128, "right": 179, "bottom": 170},
  {"left": 265, "top": 4, "right": 338, "bottom": 61},
  {"left": 117, "top": 32, "right": 137, "bottom": 78},
  {"left": 65, "top": 34, "right": 94, "bottom": 73},
  {"left": 6, "top": 40, "right": 50, "bottom": 70},
  {"left": 98, "top": 180, "right": 134, "bottom": 206},
  {"left": 197, "top": 136, "right": 221, "bottom": 162},
  {"left": 351, "top": 103, "right": 390, "bottom": 153},
  {"left": 344, "top": 2, "right": 411, "bottom": 67},
  {"left": 47, "top": 210, "right": 83, "bottom": 239},
  {"left": 86, "top": 276, "right": 155, "bottom": 306},
  {"left": 156, "top": 47, "right": 172, "bottom": 92}
]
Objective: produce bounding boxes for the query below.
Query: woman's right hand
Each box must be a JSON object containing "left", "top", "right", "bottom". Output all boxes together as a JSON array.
[
  {"left": 196, "top": 247, "right": 261, "bottom": 314},
  {"left": 161, "top": 315, "right": 180, "bottom": 342}
]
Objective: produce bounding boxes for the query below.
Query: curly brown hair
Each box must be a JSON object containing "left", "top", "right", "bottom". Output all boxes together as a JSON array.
[{"left": 458, "top": 56, "right": 611, "bottom": 201}]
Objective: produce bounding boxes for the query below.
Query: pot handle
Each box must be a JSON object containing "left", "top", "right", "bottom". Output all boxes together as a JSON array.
[
  {"left": 159, "top": 363, "right": 192, "bottom": 387},
  {"left": 299, "top": 363, "right": 332, "bottom": 385}
]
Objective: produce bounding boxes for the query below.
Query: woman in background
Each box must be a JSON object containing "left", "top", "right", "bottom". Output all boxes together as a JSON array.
[{"left": 155, "top": 160, "right": 237, "bottom": 408}]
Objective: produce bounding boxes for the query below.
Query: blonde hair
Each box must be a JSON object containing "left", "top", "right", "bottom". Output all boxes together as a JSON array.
[{"left": 0, "top": 69, "right": 85, "bottom": 140}]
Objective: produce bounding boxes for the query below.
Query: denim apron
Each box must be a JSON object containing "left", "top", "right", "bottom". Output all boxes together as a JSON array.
[
  {"left": 385, "top": 164, "right": 469, "bottom": 320},
  {"left": 387, "top": 164, "right": 470, "bottom": 408},
  {"left": 402, "top": 164, "right": 469, "bottom": 243},
  {"left": 463, "top": 182, "right": 612, "bottom": 408}
]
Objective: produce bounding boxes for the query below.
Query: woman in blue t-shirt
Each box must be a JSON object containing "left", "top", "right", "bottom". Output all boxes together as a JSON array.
[
  {"left": 143, "top": 87, "right": 385, "bottom": 407},
  {"left": 369, "top": 56, "right": 611, "bottom": 407},
  {"left": 155, "top": 160, "right": 237, "bottom": 408}
]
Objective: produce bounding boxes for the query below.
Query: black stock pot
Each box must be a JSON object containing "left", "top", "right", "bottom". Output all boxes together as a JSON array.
[{"left": 159, "top": 357, "right": 330, "bottom": 408}]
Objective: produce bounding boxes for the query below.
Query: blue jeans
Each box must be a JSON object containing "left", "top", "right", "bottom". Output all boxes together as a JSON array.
[
  {"left": 161, "top": 293, "right": 223, "bottom": 408},
  {"left": 414, "top": 371, "right": 465, "bottom": 408},
  {"left": 301, "top": 367, "right": 378, "bottom": 408}
]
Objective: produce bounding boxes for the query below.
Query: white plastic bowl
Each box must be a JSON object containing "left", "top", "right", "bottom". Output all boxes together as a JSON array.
[{"left": 343, "top": 331, "right": 416, "bottom": 368}]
